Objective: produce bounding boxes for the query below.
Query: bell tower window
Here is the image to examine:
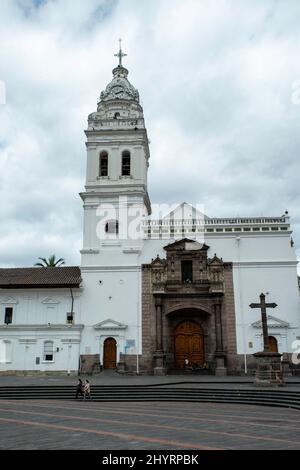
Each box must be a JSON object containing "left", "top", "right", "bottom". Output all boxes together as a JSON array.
[
  {"left": 122, "top": 151, "right": 131, "bottom": 176},
  {"left": 105, "top": 220, "right": 119, "bottom": 234},
  {"left": 99, "top": 151, "right": 108, "bottom": 177}
]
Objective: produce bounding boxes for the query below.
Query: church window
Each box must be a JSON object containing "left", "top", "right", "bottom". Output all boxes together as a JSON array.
[
  {"left": 122, "top": 151, "right": 131, "bottom": 176},
  {"left": 99, "top": 151, "right": 108, "bottom": 177},
  {"left": 43, "top": 341, "right": 54, "bottom": 361},
  {"left": 181, "top": 260, "right": 193, "bottom": 284},
  {"left": 114, "top": 112, "right": 120, "bottom": 119},
  {"left": 4, "top": 307, "right": 13, "bottom": 325},
  {"left": 105, "top": 220, "right": 119, "bottom": 234}
]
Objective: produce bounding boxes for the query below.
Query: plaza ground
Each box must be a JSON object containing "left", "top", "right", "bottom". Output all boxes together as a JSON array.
[{"left": 0, "top": 398, "right": 299, "bottom": 450}]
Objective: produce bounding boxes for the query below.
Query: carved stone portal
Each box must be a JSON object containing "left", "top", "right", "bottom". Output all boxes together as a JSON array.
[{"left": 145, "top": 238, "right": 232, "bottom": 375}]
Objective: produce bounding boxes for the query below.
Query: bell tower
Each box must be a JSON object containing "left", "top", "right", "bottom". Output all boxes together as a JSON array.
[
  {"left": 79, "top": 43, "right": 151, "bottom": 372},
  {"left": 80, "top": 41, "right": 151, "bottom": 264}
]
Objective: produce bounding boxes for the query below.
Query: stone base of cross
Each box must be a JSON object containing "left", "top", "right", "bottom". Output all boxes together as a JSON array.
[{"left": 253, "top": 351, "right": 285, "bottom": 387}]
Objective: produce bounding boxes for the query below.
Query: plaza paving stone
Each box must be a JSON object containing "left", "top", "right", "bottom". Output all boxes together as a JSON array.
[{"left": 0, "top": 399, "right": 299, "bottom": 450}]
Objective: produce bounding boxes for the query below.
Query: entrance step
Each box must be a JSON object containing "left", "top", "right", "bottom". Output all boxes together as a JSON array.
[{"left": 0, "top": 385, "right": 299, "bottom": 410}]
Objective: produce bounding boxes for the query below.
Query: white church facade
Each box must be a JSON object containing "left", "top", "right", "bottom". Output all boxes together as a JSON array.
[{"left": 0, "top": 48, "right": 299, "bottom": 376}]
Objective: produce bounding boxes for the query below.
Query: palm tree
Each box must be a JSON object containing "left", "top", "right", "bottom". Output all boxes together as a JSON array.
[{"left": 35, "top": 255, "right": 65, "bottom": 268}]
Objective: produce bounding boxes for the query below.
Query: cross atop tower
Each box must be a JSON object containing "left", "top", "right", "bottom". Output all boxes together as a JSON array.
[{"left": 114, "top": 38, "right": 127, "bottom": 67}]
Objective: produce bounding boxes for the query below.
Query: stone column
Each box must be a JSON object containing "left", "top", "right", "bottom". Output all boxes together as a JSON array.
[
  {"left": 155, "top": 299, "right": 163, "bottom": 352},
  {"left": 153, "top": 296, "right": 166, "bottom": 375},
  {"left": 214, "top": 303, "right": 223, "bottom": 352},
  {"left": 214, "top": 302, "right": 227, "bottom": 377}
]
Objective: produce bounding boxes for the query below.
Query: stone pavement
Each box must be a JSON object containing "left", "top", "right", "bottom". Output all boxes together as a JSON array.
[{"left": 0, "top": 399, "right": 299, "bottom": 450}]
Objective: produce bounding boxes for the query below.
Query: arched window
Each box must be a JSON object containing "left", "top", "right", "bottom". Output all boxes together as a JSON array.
[
  {"left": 114, "top": 112, "right": 120, "bottom": 119},
  {"left": 99, "top": 151, "right": 108, "bottom": 177},
  {"left": 105, "top": 220, "right": 119, "bottom": 234},
  {"left": 44, "top": 341, "right": 54, "bottom": 361},
  {"left": 122, "top": 150, "right": 131, "bottom": 176}
]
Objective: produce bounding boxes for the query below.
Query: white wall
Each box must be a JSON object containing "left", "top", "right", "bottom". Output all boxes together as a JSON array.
[
  {"left": 0, "top": 288, "right": 83, "bottom": 372},
  {"left": 80, "top": 267, "right": 141, "bottom": 364},
  {"left": 233, "top": 264, "right": 300, "bottom": 355}
]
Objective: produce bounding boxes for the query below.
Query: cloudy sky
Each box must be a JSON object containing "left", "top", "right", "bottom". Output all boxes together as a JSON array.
[{"left": 0, "top": 0, "right": 300, "bottom": 268}]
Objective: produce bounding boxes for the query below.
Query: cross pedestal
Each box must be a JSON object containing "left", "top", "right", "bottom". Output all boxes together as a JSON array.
[
  {"left": 250, "top": 293, "right": 284, "bottom": 387},
  {"left": 253, "top": 352, "right": 284, "bottom": 387}
]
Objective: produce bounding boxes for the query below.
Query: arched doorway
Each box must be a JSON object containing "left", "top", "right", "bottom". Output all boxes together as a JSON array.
[
  {"left": 268, "top": 336, "right": 278, "bottom": 353},
  {"left": 174, "top": 320, "right": 204, "bottom": 368},
  {"left": 103, "top": 337, "right": 117, "bottom": 369}
]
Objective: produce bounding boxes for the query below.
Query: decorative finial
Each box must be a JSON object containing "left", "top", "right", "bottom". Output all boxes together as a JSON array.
[{"left": 114, "top": 38, "right": 127, "bottom": 67}]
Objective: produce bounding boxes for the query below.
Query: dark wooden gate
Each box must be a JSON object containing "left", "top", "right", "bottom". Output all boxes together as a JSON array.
[
  {"left": 268, "top": 336, "right": 278, "bottom": 353},
  {"left": 103, "top": 337, "right": 117, "bottom": 369},
  {"left": 174, "top": 321, "right": 204, "bottom": 368}
]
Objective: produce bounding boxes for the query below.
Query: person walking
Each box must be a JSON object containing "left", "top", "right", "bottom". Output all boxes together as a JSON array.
[
  {"left": 75, "top": 378, "right": 84, "bottom": 399},
  {"left": 84, "top": 379, "right": 91, "bottom": 400}
]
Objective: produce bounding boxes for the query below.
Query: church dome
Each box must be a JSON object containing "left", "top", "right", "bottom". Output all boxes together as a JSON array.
[
  {"left": 89, "top": 41, "right": 145, "bottom": 125},
  {"left": 99, "top": 65, "right": 140, "bottom": 104}
]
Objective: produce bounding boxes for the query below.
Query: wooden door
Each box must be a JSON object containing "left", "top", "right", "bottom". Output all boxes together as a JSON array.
[
  {"left": 103, "top": 337, "right": 117, "bottom": 369},
  {"left": 268, "top": 336, "right": 278, "bottom": 353},
  {"left": 175, "top": 321, "right": 204, "bottom": 368}
]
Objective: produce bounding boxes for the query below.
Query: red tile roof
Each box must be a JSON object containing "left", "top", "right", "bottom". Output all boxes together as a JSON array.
[{"left": 0, "top": 267, "right": 82, "bottom": 288}]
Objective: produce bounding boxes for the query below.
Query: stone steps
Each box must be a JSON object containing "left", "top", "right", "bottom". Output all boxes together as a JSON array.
[{"left": 0, "top": 385, "right": 299, "bottom": 409}]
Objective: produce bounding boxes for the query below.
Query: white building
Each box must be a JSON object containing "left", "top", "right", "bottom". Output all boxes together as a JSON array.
[{"left": 0, "top": 48, "right": 299, "bottom": 375}]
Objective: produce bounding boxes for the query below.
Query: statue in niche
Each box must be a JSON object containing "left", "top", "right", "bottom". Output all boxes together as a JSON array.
[{"left": 155, "top": 270, "right": 162, "bottom": 283}]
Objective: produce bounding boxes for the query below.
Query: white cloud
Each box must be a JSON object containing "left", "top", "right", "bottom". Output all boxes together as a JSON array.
[{"left": 0, "top": 0, "right": 299, "bottom": 271}]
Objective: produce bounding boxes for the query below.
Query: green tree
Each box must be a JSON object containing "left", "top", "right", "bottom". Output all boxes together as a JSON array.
[{"left": 35, "top": 255, "right": 65, "bottom": 267}]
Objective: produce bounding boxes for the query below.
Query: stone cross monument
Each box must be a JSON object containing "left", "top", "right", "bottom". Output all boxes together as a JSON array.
[
  {"left": 250, "top": 293, "right": 277, "bottom": 352},
  {"left": 249, "top": 293, "right": 284, "bottom": 387}
]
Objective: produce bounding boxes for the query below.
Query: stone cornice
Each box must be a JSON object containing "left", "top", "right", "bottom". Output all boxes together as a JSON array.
[
  {"left": 81, "top": 266, "right": 141, "bottom": 272},
  {"left": 0, "top": 324, "right": 84, "bottom": 331},
  {"left": 251, "top": 315, "right": 290, "bottom": 329},
  {"left": 233, "top": 261, "right": 298, "bottom": 268},
  {"left": 93, "top": 319, "right": 128, "bottom": 331}
]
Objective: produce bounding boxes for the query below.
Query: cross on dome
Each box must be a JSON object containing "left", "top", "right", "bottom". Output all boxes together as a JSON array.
[{"left": 114, "top": 38, "right": 127, "bottom": 67}]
